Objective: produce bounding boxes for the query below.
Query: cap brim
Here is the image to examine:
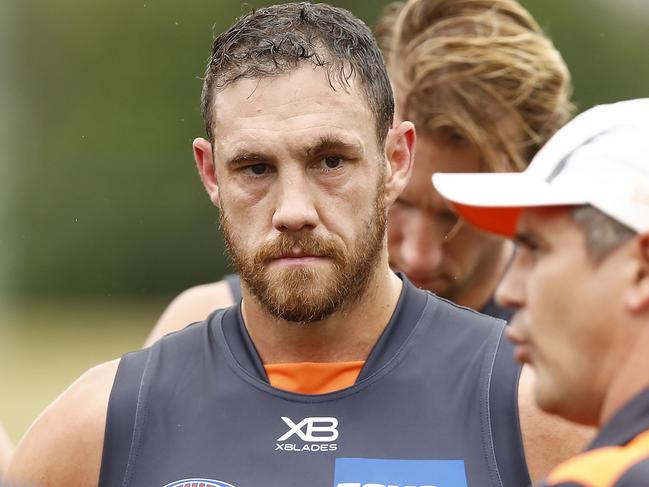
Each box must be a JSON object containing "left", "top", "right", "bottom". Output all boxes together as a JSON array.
[{"left": 432, "top": 172, "right": 588, "bottom": 237}]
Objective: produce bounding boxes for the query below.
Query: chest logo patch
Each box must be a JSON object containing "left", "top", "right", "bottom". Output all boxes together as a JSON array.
[
  {"left": 334, "top": 458, "right": 468, "bottom": 487},
  {"left": 162, "top": 479, "right": 236, "bottom": 487},
  {"left": 276, "top": 416, "right": 340, "bottom": 453}
]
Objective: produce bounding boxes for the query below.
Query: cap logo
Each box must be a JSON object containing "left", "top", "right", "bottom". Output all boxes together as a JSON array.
[{"left": 546, "top": 129, "right": 611, "bottom": 183}]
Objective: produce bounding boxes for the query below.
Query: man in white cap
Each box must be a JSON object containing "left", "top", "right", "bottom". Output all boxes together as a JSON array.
[{"left": 433, "top": 98, "right": 649, "bottom": 486}]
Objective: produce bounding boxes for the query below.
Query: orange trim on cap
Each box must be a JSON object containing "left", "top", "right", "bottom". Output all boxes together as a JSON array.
[
  {"left": 452, "top": 203, "right": 522, "bottom": 237},
  {"left": 265, "top": 361, "right": 365, "bottom": 394},
  {"left": 546, "top": 429, "right": 649, "bottom": 486}
]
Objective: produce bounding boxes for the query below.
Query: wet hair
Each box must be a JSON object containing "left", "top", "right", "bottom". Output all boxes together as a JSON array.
[
  {"left": 201, "top": 2, "right": 394, "bottom": 146},
  {"left": 376, "top": 0, "right": 574, "bottom": 171},
  {"left": 572, "top": 205, "right": 636, "bottom": 263}
]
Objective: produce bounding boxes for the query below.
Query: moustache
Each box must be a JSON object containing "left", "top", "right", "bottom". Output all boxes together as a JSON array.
[{"left": 253, "top": 234, "right": 345, "bottom": 264}]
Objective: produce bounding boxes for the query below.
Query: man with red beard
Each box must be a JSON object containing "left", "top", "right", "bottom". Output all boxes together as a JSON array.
[
  {"left": 7, "top": 3, "right": 585, "bottom": 487},
  {"left": 145, "top": 0, "right": 573, "bottom": 342}
]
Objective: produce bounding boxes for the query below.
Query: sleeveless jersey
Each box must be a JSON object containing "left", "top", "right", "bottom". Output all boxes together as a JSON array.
[
  {"left": 100, "top": 277, "right": 529, "bottom": 487},
  {"left": 538, "top": 387, "right": 649, "bottom": 487}
]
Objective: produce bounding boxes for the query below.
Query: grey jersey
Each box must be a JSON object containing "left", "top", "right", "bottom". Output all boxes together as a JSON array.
[{"left": 100, "top": 277, "right": 529, "bottom": 487}]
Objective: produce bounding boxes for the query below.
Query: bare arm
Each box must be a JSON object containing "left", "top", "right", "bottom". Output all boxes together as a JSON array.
[
  {"left": 518, "top": 365, "right": 595, "bottom": 483},
  {"left": 5, "top": 360, "right": 119, "bottom": 487},
  {"left": 0, "top": 422, "right": 13, "bottom": 477},
  {"left": 144, "top": 280, "right": 236, "bottom": 347}
]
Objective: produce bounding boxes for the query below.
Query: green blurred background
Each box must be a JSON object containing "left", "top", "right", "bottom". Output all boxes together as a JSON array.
[{"left": 1, "top": 0, "right": 648, "bottom": 442}]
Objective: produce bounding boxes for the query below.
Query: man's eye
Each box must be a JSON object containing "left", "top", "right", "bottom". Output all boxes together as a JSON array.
[
  {"left": 515, "top": 239, "right": 541, "bottom": 256},
  {"left": 323, "top": 155, "right": 343, "bottom": 169},
  {"left": 248, "top": 163, "right": 268, "bottom": 175}
]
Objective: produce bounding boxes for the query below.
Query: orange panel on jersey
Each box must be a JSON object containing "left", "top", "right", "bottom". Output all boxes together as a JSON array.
[
  {"left": 265, "top": 361, "right": 365, "bottom": 394},
  {"left": 546, "top": 429, "right": 649, "bottom": 486}
]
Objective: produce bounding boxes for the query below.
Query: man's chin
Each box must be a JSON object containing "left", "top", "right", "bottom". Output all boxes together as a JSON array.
[{"left": 264, "top": 291, "right": 339, "bottom": 323}]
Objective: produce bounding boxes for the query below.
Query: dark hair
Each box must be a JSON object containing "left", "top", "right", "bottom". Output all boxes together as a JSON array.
[
  {"left": 571, "top": 205, "right": 636, "bottom": 263},
  {"left": 201, "top": 2, "right": 394, "bottom": 146}
]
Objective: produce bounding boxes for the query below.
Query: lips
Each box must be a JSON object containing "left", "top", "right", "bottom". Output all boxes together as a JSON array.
[
  {"left": 254, "top": 236, "right": 344, "bottom": 269},
  {"left": 269, "top": 251, "right": 329, "bottom": 267},
  {"left": 276, "top": 247, "right": 321, "bottom": 259},
  {"left": 505, "top": 324, "right": 531, "bottom": 364}
]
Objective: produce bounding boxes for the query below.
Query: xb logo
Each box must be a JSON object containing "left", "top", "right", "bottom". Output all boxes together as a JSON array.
[{"left": 277, "top": 416, "right": 339, "bottom": 442}]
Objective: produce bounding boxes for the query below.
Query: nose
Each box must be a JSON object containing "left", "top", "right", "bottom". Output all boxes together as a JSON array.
[
  {"left": 271, "top": 170, "right": 319, "bottom": 233},
  {"left": 495, "top": 249, "right": 526, "bottom": 310},
  {"left": 396, "top": 213, "right": 444, "bottom": 275}
]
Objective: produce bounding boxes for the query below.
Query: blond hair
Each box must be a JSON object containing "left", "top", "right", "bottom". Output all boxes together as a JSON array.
[{"left": 377, "top": 0, "right": 574, "bottom": 171}]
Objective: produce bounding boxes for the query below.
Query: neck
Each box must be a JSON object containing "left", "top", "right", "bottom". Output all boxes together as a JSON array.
[
  {"left": 600, "top": 329, "right": 649, "bottom": 425},
  {"left": 458, "top": 240, "right": 513, "bottom": 312},
  {"left": 241, "top": 254, "right": 403, "bottom": 365}
]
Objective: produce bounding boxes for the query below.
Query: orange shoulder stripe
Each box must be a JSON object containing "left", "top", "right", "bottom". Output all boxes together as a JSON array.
[
  {"left": 547, "top": 429, "right": 649, "bottom": 487},
  {"left": 265, "top": 361, "right": 365, "bottom": 395}
]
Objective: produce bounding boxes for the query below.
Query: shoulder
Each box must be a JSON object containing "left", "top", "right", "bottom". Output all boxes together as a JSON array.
[
  {"left": 144, "top": 280, "right": 236, "bottom": 346},
  {"left": 5, "top": 359, "right": 120, "bottom": 487},
  {"left": 428, "top": 292, "right": 507, "bottom": 329},
  {"left": 517, "top": 365, "right": 596, "bottom": 484}
]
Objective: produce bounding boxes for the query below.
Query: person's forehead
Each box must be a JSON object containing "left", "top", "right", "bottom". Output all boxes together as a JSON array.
[
  {"left": 391, "top": 80, "right": 525, "bottom": 164},
  {"left": 517, "top": 206, "right": 577, "bottom": 235},
  {"left": 212, "top": 66, "right": 372, "bottom": 129}
]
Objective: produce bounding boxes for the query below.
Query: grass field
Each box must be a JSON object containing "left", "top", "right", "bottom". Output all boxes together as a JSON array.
[{"left": 0, "top": 298, "right": 167, "bottom": 443}]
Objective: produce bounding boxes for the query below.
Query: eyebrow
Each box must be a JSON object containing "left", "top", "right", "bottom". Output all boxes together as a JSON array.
[
  {"left": 225, "top": 150, "right": 272, "bottom": 168},
  {"left": 305, "top": 136, "right": 364, "bottom": 159}
]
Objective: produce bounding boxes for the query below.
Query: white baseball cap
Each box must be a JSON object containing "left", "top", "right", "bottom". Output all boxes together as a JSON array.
[{"left": 432, "top": 98, "right": 649, "bottom": 237}]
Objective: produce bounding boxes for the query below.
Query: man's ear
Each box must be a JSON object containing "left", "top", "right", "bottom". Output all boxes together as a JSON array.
[
  {"left": 625, "top": 233, "right": 649, "bottom": 313},
  {"left": 193, "top": 137, "right": 220, "bottom": 207},
  {"left": 383, "top": 120, "right": 415, "bottom": 204}
]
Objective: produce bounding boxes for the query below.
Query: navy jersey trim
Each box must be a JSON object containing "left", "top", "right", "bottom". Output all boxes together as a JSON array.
[
  {"left": 590, "top": 387, "right": 649, "bottom": 450},
  {"left": 480, "top": 323, "right": 507, "bottom": 487},
  {"left": 490, "top": 334, "right": 530, "bottom": 486},
  {"left": 615, "top": 456, "right": 649, "bottom": 486},
  {"left": 99, "top": 348, "right": 153, "bottom": 487},
  {"left": 357, "top": 274, "right": 428, "bottom": 381},
  {"left": 211, "top": 277, "right": 439, "bottom": 402},
  {"left": 223, "top": 274, "right": 242, "bottom": 304},
  {"left": 480, "top": 297, "right": 515, "bottom": 322}
]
